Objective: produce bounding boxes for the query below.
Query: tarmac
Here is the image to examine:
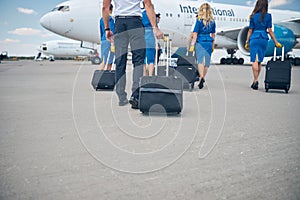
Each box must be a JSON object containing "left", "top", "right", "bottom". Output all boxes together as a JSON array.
[{"left": 0, "top": 60, "right": 300, "bottom": 200}]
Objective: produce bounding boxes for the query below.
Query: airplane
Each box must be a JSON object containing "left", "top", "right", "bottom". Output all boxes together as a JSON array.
[
  {"left": 35, "top": 39, "right": 102, "bottom": 64},
  {"left": 0, "top": 51, "right": 8, "bottom": 64},
  {"left": 40, "top": 0, "right": 300, "bottom": 65}
]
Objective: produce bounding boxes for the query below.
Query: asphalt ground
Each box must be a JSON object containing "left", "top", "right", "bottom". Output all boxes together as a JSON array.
[{"left": 0, "top": 60, "right": 299, "bottom": 200}]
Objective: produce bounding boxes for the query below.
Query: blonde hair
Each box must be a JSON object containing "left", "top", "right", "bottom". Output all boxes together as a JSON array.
[{"left": 197, "top": 3, "right": 214, "bottom": 26}]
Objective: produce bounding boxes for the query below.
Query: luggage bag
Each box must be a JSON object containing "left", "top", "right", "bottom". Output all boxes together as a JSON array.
[
  {"left": 265, "top": 47, "right": 292, "bottom": 93},
  {"left": 91, "top": 51, "right": 115, "bottom": 90},
  {"left": 139, "top": 35, "right": 183, "bottom": 114},
  {"left": 175, "top": 51, "right": 198, "bottom": 91}
]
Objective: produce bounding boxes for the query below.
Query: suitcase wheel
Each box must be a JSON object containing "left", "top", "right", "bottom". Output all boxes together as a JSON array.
[
  {"left": 189, "top": 82, "right": 194, "bottom": 91},
  {"left": 265, "top": 83, "right": 269, "bottom": 92},
  {"left": 285, "top": 89, "right": 289, "bottom": 94}
]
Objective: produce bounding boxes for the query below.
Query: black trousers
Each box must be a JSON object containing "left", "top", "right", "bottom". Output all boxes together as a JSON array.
[{"left": 114, "top": 17, "right": 146, "bottom": 101}]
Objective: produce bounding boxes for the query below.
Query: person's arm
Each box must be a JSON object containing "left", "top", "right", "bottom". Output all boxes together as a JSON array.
[
  {"left": 211, "top": 22, "right": 216, "bottom": 52},
  {"left": 245, "top": 28, "right": 252, "bottom": 51},
  {"left": 211, "top": 33, "right": 215, "bottom": 52},
  {"left": 144, "top": 0, "right": 163, "bottom": 39},
  {"left": 102, "top": 0, "right": 113, "bottom": 41}
]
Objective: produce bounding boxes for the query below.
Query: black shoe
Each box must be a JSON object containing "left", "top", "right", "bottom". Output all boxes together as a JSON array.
[
  {"left": 252, "top": 81, "right": 259, "bottom": 90},
  {"left": 129, "top": 96, "right": 139, "bottom": 109},
  {"left": 198, "top": 78, "right": 204, "bottom": 89},
  {"left": 119, "top": 99, "right": 128, "bottom": 106}
]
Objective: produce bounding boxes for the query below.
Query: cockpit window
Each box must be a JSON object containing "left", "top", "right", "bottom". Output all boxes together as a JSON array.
[{"left": 51, "top": 5, "right": 70, "bottom": 12}]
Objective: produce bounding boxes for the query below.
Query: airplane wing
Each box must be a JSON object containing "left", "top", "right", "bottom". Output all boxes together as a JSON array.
[
  {"left": 216, "top": 27, "right": 243, "bottom": 41},
  {"left": 280, "top": 18, "right": 300, "bottom": 23},
  {"left": 277, "top": 18, "right": 300, "bottom": 38}
]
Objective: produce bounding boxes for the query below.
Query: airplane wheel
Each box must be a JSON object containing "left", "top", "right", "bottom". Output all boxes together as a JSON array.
[
  {"left": 92, "top": 56, "right": 101, "bottom": 65},
  {"left": 226, "top": 58, "right": 232, "bottom": 65},
  {"left": 220, "top": 58, "right": 226, "bottom": 64},
  {"left": 294, "top": 58, "right": 300, "bottom": 66},
  {"left": 238, "top": 58, "right": 244, "bottom": 65},
  {"left": 233, "top": 58, "right": 238, "bottom": 65}
]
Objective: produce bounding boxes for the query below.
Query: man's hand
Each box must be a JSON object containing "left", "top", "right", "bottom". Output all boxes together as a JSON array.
[
  {"left": 106, "top": 30, "right": 114, "bottom": 42},
  {"left": 154, "top": 27, "right": 164, "bottom": 39}
]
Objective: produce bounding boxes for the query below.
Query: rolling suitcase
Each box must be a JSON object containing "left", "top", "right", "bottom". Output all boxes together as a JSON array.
[
  {"left": 91, "top": 51, "right": 115, "bottom": 90},
  {"left": 265, "top": 47, "right": 292, "bottom": 93},
  {"left": 175, "top": 51, "right": 198, "bottom": 91},
  {"left": 139, "top": 35, "right": 183, "bottom": 114}
]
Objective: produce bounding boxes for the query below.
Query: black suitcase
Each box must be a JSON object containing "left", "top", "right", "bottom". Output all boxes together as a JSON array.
[
  {"left": 176, "top": 52, "right": 197, "bottom": 66},
  {"left": 139, "top": 35, "right": 183, "bottom": 114},
  {"left": 91, "top": 70, "right": 115, "bottom": 90},
  {"left": 139, "top": 76, "right": 183, "bottom": 113},
  {"left": 265, "top": 47, "right": 292, "bottom": 93},
  {"left": 91, "top": 51, "right": 115, "bottom": 90},
  {"left": 174, "top": 65, "right": 197, "bottom": 91},
  {"left": 175, "top": 52, "right": 198, "bottom": 91}
]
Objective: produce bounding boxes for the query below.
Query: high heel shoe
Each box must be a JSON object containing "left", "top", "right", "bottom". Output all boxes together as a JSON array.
[
  {"left": 252, "top": 81, "right": 258, "bottom": 90},
  {"left": 198, "top": 78, "right": 205, "bottom": 89}
]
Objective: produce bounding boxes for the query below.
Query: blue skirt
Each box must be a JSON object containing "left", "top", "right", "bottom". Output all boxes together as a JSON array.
[
  {"left": 195, "top": 41, "right": 213, "bottom": 67},
  {"left": 250, "top": 38, "right": 268, "bottom": 62}
]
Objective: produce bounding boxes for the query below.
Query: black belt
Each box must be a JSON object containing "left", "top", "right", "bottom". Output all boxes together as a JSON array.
[{"left": 115, "top": 16, "right": 141, "bottom": 19}]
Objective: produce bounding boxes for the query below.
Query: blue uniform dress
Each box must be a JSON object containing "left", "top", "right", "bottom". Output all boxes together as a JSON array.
[
  {"left": 249, "top": 12, "right": 272, "bottom": 62},
  {"left": 142, "top": 10, "right": 156, "bottom": 65},
  {"left": 193, "top": 19, "right": 216, "bottom": 67},
  {"left": 100, "top": 16, "right": 115, "bottom": 65}
]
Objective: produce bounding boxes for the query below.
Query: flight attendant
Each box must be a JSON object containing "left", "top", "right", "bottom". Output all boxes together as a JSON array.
[
  {"left": 99, "top": 4, "right": 115, "bottom": 70},
  {"left": 190, "top": 3, "right": 216, "bottom": 89},
  {"left": 142, "top": 7, "right": 156, "bottom": 76},
  {"left": 245, "top": 0, "right": 282, "bottom": 90}
]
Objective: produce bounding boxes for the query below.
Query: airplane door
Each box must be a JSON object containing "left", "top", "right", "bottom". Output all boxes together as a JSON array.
[{"left": 183, "top": 13, "right": 194, "bottom": 32}]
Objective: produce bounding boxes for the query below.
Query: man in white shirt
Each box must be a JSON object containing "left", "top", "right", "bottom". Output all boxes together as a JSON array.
[{"left": 103, "top": 0, "right": 163, "bottom": 109}]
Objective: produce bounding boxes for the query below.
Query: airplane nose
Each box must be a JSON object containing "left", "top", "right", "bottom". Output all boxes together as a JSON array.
[{"left": 40, "top": 14, "right": 51, "bottom": 30}]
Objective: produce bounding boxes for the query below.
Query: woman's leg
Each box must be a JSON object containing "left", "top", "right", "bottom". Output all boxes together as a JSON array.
[
  {"left": 252, "top": 61, "right": 259, "bottom": 82},
  {"left": 148, "top": 63, "right": 154, "bottom": 76}
]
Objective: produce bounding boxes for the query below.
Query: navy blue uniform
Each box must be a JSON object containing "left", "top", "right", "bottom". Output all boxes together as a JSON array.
[
  {"left": 249, "top": 12, "right": 272, "bottom": 62},
  {"left": 100, "top": 16, "right": 115, "bottom": 64},
  {"left": 193, "top": 19, "right": 216, "bottom": 67},
  {"left": 142, "top": 10, "right": 156, "bottom": 64}
]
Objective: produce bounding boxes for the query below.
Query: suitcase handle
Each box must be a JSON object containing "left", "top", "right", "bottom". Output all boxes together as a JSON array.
[
  {"left": 273, "top": 46, "right": 284, "bottom": 62},
  {"left": 154, "top": 34, "right": 171, "bottom": 76},
  {"left": 104, "top": 45, "right": 115, "bottom": 70}
]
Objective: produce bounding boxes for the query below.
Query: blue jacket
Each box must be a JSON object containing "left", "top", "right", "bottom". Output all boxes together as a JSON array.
[
  {"left": 100, "top": 16, "right": 115, "bottom": 41},
  {"left": 193, "top": 19, "right": 216, "bottom": 42},
  {"left": 249, "top": 12, "right": 272, "bottom": 40}
]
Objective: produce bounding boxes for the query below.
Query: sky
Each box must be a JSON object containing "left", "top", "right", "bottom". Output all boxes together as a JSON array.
[{"left": 0, "top": 0, "right": 300, "bottom": 56}]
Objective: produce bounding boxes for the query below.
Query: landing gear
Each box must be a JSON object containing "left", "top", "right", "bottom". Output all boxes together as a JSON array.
[
  {"left": 220, "top": 49, "right": 244, "bottom": 65},
  {"left": 286, "top": 53, "right": 300, "bottom": 66},
  {"left": 91, "top": 56, "right": 101, "bottom": 65}
]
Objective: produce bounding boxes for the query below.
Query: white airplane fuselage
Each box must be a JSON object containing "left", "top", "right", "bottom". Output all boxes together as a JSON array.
[
  {"left": 38, "top": 40, "right": 94, "bottom": 58},
  {"left": 40, "top": 0, "right": 300, "bottom": 58}
]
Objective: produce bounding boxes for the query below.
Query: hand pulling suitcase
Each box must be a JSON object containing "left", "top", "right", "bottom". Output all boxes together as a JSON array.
[
  {"left": 91, "top": 51, "right": 115, "bottom": 90},
  {"left": 175, "top": 51, "right": 198, "bottom": 91},
  {"left": 265, "top": 46, "right": 292, "bottom": 93},
  {"left": 139, "top": 35, "right": 183, "bottom": 114}
]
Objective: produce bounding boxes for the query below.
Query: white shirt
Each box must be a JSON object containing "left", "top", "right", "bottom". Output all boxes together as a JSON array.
[{"left": 113, "top": 0, "right": 142, "bottom": 17}]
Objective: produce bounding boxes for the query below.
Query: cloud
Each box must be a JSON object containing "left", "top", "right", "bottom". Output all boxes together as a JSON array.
[
  {"left": 8, "top": 28, "right": 42, "bottom": 36},
  {"left": 246, "top": 1, "right": 254, "bottom": 6},
  {"left": 269, "top": 0, "right": 293, "bottom": 8},
  {"left": 17, "top": 7, "right": 37, "bottom": 15},
  {"left": 0, "top": 39, "right": 20, "bottom": 44}
]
